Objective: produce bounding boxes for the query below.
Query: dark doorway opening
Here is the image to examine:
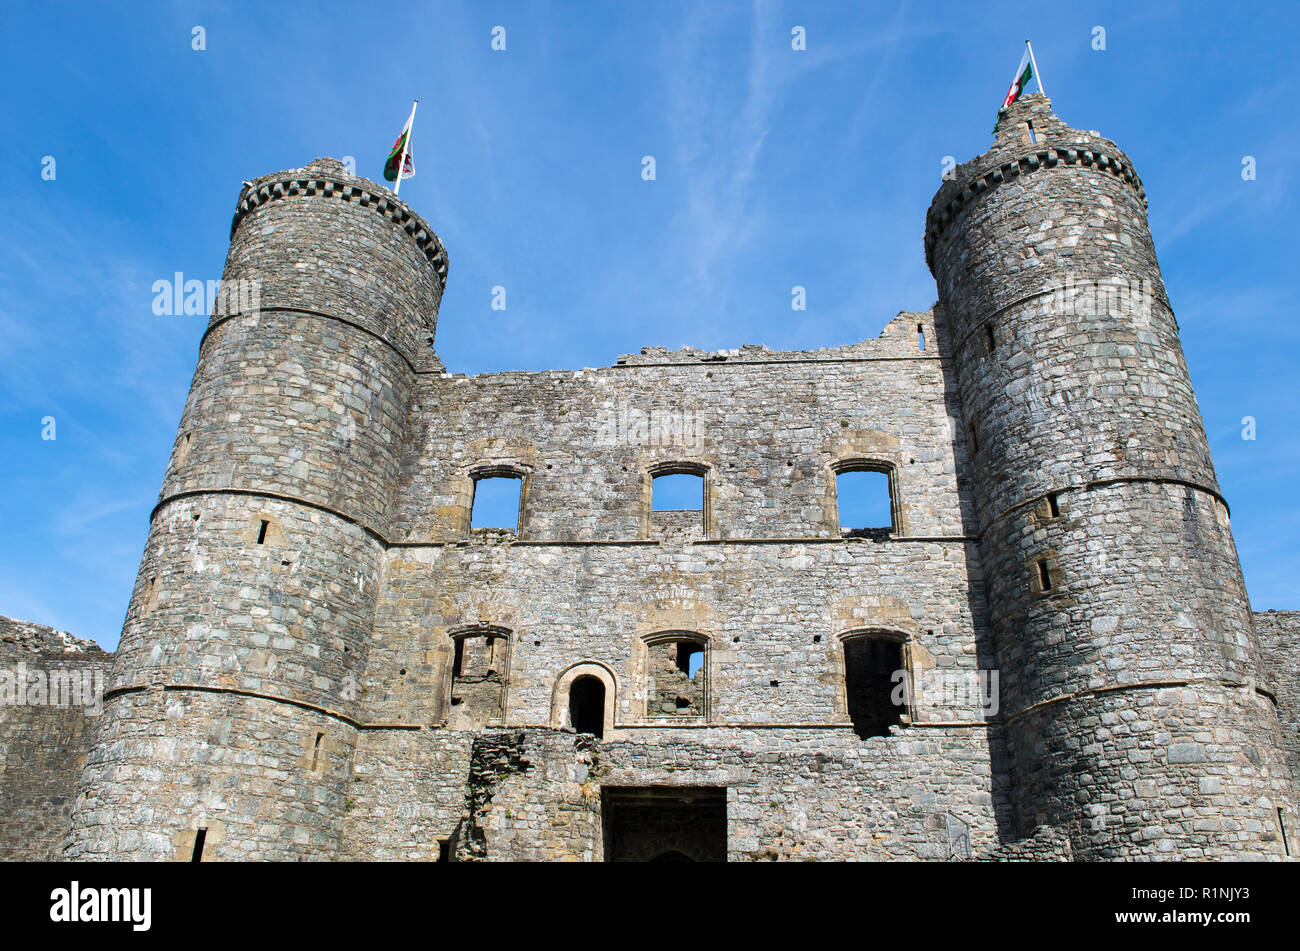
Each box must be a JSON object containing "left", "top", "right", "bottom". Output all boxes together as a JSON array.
[
  {"left": 602, "top": 786, "right": 726, "bottom": 862},
  {"left": 569, "top": 675, "right": 606, "bottom": 739},
  {"left": 844, "top": 637, "right": 905, "bottom": 739}
]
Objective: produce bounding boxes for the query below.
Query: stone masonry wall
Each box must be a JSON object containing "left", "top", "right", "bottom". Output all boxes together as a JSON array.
[
  {"left": 388, "top": 313, "right": 971, "bottom": 545},
  {"left": 20, "top": 105, "right": 1294, "bottom": 863},
  {"left": 65, "top": 159, "right": 448, "bottom": 861},
  {"left": 926, "top": 94, "right": 1295, "bottom": 859},
  {"left": 350, "top": 726, "right": 999, "bottom": 862},
  {"left": 1255, "top": 610, "right": 1300, "bottom": 789},
  {"left": 0, "top": 617, "right": 112, "bottom": 860}
]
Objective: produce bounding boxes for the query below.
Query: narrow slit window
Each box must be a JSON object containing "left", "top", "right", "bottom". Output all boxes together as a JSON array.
[
  {"left": 1279, "top": 809, "right": 1291, "bottom": 857},
  {"left": 471, "top": 476, "right": 522, "bottom": 531},
  {"left": 256, "top": 519, "right": 269, "bottom": 544},
  {"left": 917, "top": 324, "right": 926, "bottom": 351},
  {"left": 311, "top": 732, "right": 324, "bottom": 770},
  {"left": 985, "top": 323, "right": 996, "bottom": 353},
  {"left": 1026, "top": 120, "right": 1037, "bottom": 143},
  {"left": 968, "top": 420, "right": 980, "bottom": 454},
  {"left": 836, "top": 469, "right": 894, "bottom": 537},
  {"left": 1036, "top": 559, "right": 1053, "bottom": 592},
  {"left": 1047, "top": 492, "right": 1061, "bottom": 518},
  {"left": 652, "top": 472, "right": 703, "bottom": 511},
  {"left": 191, "top": 828, "right": 207, "bottom": 862}
]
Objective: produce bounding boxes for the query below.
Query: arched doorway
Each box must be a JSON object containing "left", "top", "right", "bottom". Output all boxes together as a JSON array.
[{"left": 569, "top": 675, "right": 606, "bottom": 739}]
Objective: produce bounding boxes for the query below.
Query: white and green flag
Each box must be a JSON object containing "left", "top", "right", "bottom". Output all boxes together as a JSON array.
[
  {"left": 1001, "top": 46, "right": 1034, "bottom": 110},
  {"left": 994, "top": 42, "right": 1042, "bottom": 131}
]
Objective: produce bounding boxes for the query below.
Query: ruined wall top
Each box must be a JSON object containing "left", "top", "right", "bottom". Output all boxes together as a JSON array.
[
  {"left": 0, "top": 615, "right": 109, "bottom": 659},
  {"left": 612, "top": 312, "right": 939, "bottom": 367}
]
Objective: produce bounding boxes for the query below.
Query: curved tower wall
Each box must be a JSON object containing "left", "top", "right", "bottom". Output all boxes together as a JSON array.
[
  {"left": 927, "top": 95, "right": 1294, "bottom": 859},
  {"left": 66, "top": 159, "right": 447, "bottom": 860}
]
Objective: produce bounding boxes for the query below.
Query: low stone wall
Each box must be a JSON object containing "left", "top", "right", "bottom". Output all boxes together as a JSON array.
[
  {"left": 1255, "top": 610, "right": 1300, "bottom": 787},
  {"left": 0, "top": 616, "right": 113, "bottom": 860}
]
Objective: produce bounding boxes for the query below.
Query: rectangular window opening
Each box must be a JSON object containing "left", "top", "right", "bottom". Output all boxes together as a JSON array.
[
  {"left": 311, "top": 732, "right": 324, "bottom": 770},
  {"left": 471, "top": 476, "right": 522, "bottom": 531},
  {"left": 648, "top": 639, "right": 706, "bottom": 717},
  {"left": 844, "top": 638, "right": 906, "bottom": 739},
  {"left": 1048, "top": 492, "right": 1061, "bottom": 518},
  {"left": 652, "top": 472, "right": 704, "bottom": 511},
  {"left": 256, "top": 519, "right": 269, "bottom": 544},
  {"left": 1037, "top": 559, "right": 1053, "bottom": 592},
  {"left": 968, "top": 421, "right": 980, "bottom": 454},
  {"left": 1026, "top": 120, "right": 1037, "bottom": 143},
  {"left": 191, "top": 828, "right": 207, "bottom": 863},
  {"left": 449, "top": 634, "right": 506, "bottom": 726},
  {"left": 437, "top": 838, "right": 451, "bottom": 862},
  {"left": 985, "top": 323, "right": 996, "bottom": 353},
  {"left": 836, "top": 469, "right": 894, "bottom": 538},
  {"left": 917, "top": 324, "right": 926, "bottom": 351}
]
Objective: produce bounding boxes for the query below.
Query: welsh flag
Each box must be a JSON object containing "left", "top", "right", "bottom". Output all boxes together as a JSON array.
[
  {"left": 384, "top": 103, "right": 417, "bottom": 183},
  {"left": 1001, "top": 46, "right": 1034, "bottom": 110},
  {"left": 994, "top": 44, "right": 1036, "bottom": 132}
]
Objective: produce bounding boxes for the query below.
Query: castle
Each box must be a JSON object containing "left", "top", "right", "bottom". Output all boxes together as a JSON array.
[{"left": 4, "top": 94, "right": 1297, "bottom": 861}]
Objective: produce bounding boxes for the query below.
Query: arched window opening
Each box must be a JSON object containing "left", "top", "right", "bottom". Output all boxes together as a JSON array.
[
  {"left": 646, "top": 633, "right": 708, "bottom": 718},
  {"left": 844, "top": 636, "right": 905, "bottom": 739},
  {"left": 470, "top": 474, "right": 522, "bottom": 531},
  {"left": 835, "top": 464, "right": 896, "bottom": 538},
  {"left": 568, "top": 675, "right": 606, "bottom": 739}
]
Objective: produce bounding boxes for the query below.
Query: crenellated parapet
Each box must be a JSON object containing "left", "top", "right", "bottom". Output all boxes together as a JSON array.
[
  {"left": 232, "top": 158, "right": 448, "bottom": 285},
  {"left": 925, "top": 96, "right": 1146, "bottom": 267}
]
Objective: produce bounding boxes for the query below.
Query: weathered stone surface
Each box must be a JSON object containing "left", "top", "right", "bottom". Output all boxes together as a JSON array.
[
  {"left": 1, "top": 98, "right": 1289, "bottom": 862},
  {"left": 0, "top": 616, "right": 112, "bottom": 860},
  {"left": 926, "top": 94, "right": 1294, "bottom": 860}
]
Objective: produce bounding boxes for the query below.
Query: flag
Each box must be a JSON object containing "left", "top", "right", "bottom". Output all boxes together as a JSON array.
[
  {"left": 994, "top": 44, "right": 1036, "bottom": 132},
  {"left": 1001, "top": 46, "right": 1034, "bottom": 110},
  {"left": 384, "top": 105, "right": 416, "bottom": 183}
]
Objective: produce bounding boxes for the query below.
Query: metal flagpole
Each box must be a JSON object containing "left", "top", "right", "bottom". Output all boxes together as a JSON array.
[
  {"left": 1025, "top": 40, "right": 1045, "bottom": 97},
  {"left": 394, "top": 99, "right": 417, "bottom": 195}
]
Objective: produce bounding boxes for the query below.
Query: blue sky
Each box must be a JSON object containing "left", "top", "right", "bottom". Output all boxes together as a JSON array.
[{"left": 1, "top": 1, "right": 1296, "bottom": 650}]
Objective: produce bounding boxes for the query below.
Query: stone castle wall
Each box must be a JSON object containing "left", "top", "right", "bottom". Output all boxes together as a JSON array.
[
  {"left": 0, "top": 617, "right": 112, "bottom": 860},
  {"left": 0, "top": 99, "right": 1288, "bottom": 862},
  {"left": 65, "top": 159, "right": 447, "bottom": 861},
  {"left": 1254, "top": 610, "right": 1300, "bottom": 787},
  {"left": 924, "top": 94, "right": 1295, "bottom": 859}
]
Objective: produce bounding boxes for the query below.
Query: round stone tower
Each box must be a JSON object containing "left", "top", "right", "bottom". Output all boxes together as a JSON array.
[
  {"left": 927, "top": 95, "right": 1294, "bottom": 859},
  {"left": 66, "top": 159, "right": 447, "bottom": 860}
]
